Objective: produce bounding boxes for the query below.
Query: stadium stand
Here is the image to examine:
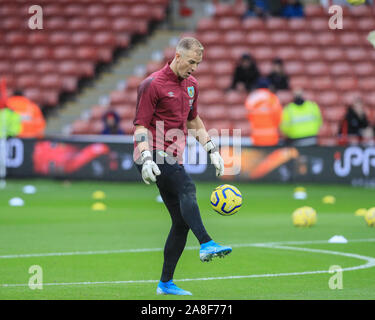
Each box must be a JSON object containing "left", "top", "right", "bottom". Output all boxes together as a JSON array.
[
  {"left": 0, "top": 0, "right": 169, "bottom": 109},
  {"left": 72, "top": 1, "right": 374, "bottom": 146}
]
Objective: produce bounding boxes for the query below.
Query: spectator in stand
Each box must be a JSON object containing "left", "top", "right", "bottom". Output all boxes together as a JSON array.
[
  {"left": 280, "top": 89, "right": 322, "bottom": 146},
  {"left": 245, "top": 78, "right": 283, "bottom": 146},
  {"left": 339, "top": 97, "right": 374, "bottom": 143},
  {"left": 281, "top": 0, "right": 304, "bottom": 18},
  {"left": 6, "top": 89, "right": 46, "bottom": 138},
  {"left": 244, "top": 0, "right": 283, "bottom": 18},
  {"left": 229, "top": 53, "right": 260, "bottom": 92},
  {"left": 267, "top": 58, "right": 289, "bottom": 92},
  {"left": 101, "top": 110, "right": 124, "bottom": 135}
]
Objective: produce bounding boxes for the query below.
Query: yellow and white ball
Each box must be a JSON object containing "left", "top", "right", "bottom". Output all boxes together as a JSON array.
[
  {"left": 210, "top": 184, "right": 242, "bottom": 216},
  {"left": 292, "top": 206, "right": 317, "bottom": 227},
  {"left": 364, "top": 207, "right": 375, "bottom": 227}
]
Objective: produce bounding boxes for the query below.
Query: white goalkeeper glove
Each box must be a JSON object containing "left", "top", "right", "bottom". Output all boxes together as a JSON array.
[
  {"left": 140, "top": 150, "right": 161, "bottom": 185},
  {"left": 204, "top": 140, "right": 224, "bottom": 177}
]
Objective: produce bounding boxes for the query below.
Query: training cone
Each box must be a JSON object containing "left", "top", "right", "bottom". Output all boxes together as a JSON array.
[
  {"left": 9, "top": 197, "right": 24, "bottom": 207},
  {"left": 322, "top": 195, "right": 336, "bottom": 204},
  {"left": 293, "top": 187, "right": 307, "bottom": 200},
  {"left": 91, "top": 202, "right": 107, "bottom": 211},
  {"left": 92, "top": 190, "right": 106, "bottom": 200}
]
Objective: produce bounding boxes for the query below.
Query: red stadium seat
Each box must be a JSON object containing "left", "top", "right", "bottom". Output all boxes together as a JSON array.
[
  {"left": 334, "top": 77, "right": 358, "bottom": 92},
  {"left": 288, "top": 18, "right": 307, "bottom": 31},
  {"left": 199, "top": 31, "right": 221, "bottom": 46},
  {"left": 309, "top": 18, "right": 328, "bottom": 31},
  {"left": 225, "top": 91, "right": 247, "bottom": 105},
  {"left": 330, "top": 62, "right": 353, "bottom": 76},
  {"left": 205, "top": 46, "right": 228, "bottom": 61},
  {"left": 306, "top": 62, "right": 329, "bottom": 76},
  {"left": 217, "top": 18, "right": 242, "bottom": 31},
  {"left": 275, "top": 47, "right": 299, "bottom": 60},
  {"left": 300, "top": 47, "right": 321, "bottom": 62},
  {"left": 40, "top": 74, "right": 62, "bottom": 90},
  {"left": 14, "top": 61, "right": 34, "bottom": 74},
  {"left": 339, "top": 33, "right": 363, "bottom": 47},
  {"left": 269, "top": 32, "right": 293, "bottom": 46},
  {"left": 197, "top": 18, "right": 218, "bottom": 32},
  {"left": 199, "top": 90, "right": 224, "bottom": 105},
  {"left": 112, "top": 105, "right": 135, "bottom": 120},
  {"left": 358, "top": 77, "right": 375, "bottom": 91},
  {"left": 353, "top": 63, "right": 375, "bottom": 77},
  {"left": 233, "top": 120, "right": 250, "bottom": 137},
  {"left": 290, "top": 76, "right": 309, "bottom": 90},
  {"left": 321, "top": 106, "right": 346, "bottom": 122},
  {"left": 277, "top": 90, "right": 293, "bottom": 106},
  {"left": 211, "top": 61, "right": 234, "bottom": 76},
  {"left": 215, "top": 75, "right": 232, "bottom": 90},
  {"left": 253, "top": 47, "right": 274, "bottom": 61},
  {"left": 293, "top": 32, "right": 315, "bottom": 46},
  {"left": 223, "top": 31, "right": 246, "bottom": 46},
  {"left": 310, "top": 76, "right": 333, "bottom": 91},
  {"left": 284, "top": 61, "right": 305, "bottom": 76},
  {"left": 266, "top": 18, "right": 288, "bottom": 31},
  {"left": 345, "top": 48, "right": 369, "bottom": 62},
  {"left": 246, "top": 31, "right": 271, "bottom": 45},
  {"left": 71, "top": 120, "right": 90, "bottom": 135},
  {"left": 358, "top": 18, "right": 375, "bottom": 32},
  {"left": 242, "top": 18, "right": 266, "bottom": 31},
  {"left": 319, "top": 121, "right": 339, "bottom": 137},
  {"left": 199, "top": 105, "right": 227, "bottom": 120},
  {"left": 315, "top": 32, "right": 338, "bottom": 47},
  {"left": 323, "top": 47, "right": 345, "bottom": 62},
  {"left": 229, "top": 105, "right": 247, "bottom": 121},
  {"left": 119, "top": 119, "right": 134, "bottom": 134},
  {"left": 304, "top": 5, "right": 326, "bottom": 18}
]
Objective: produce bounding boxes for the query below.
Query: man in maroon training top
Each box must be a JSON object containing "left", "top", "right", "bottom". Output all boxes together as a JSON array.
[{"left": 133, "top": 37, "right": 232, "bottom": 296}]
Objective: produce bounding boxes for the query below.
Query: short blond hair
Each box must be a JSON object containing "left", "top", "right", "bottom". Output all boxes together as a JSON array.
[{"left": 176, "top": 37, "right": 204, "bottom": 55}]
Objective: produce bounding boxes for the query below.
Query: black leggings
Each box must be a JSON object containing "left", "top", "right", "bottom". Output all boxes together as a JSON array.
[{"left": 136, "top": 151, "right": 211, "bottom": 282}]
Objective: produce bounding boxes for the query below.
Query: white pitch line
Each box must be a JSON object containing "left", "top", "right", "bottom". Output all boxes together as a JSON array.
[
  {"left": 1, "top": 238, "right": 374, "bottom": 260},
  {"left": 1, "top": 240, "right": 375, "bottom": 288}
]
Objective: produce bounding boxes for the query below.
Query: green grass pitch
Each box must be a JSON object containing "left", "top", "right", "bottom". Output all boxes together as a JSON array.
[{"left": 0, "top": 179, "right": 374, "bottom": 300}]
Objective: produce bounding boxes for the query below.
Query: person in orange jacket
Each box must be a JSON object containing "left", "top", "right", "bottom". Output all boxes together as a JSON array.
[
  {"left": 244, "top": 78, "right": 282, "bottom": 146},
  {"left": 6, "top": 89, "right": 46, "bottom": 138}
]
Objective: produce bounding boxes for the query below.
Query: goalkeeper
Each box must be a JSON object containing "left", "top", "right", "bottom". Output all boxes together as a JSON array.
[{"left": 133, "top": 37, "right": 232, "bottom": 296}]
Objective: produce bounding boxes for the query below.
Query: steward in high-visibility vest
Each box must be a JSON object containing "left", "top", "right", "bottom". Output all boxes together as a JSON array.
[
  {"left": 245, "top": 81, "right": 283, "bottom": 146},
  {"left": 7, "top": 93, "right": 46, "bottom": 138},
  {"left": 0, "top": 106, "right": 21, "bottom": 138},
  {"left": 280, "top": 93, "right": 322, "bottom": 146}
]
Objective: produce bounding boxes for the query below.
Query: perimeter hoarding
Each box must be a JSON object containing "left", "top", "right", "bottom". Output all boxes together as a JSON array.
[{"left": 3, "top": 136, "right": 375, "bottom": 186}]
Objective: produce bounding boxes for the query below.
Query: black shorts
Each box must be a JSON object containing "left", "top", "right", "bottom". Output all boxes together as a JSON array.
[{"left": 135, "top": 150, "right": 194, "bottom": 196}]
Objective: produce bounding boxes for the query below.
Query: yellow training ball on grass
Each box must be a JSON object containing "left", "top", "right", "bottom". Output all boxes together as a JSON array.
[
  {"left": 346, "top": 0, "right": 365, "bottom": 5},
  {"left": 364, "top": 207, "right": 375, "bottom": 227},
  {"left": 292, "top": 206, "right": 317, "bottom": 227}
]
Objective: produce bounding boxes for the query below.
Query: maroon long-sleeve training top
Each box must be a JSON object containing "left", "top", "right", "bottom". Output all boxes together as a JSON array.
[{"left": 133, "top": 62, "right": 199, "bottom": 163}]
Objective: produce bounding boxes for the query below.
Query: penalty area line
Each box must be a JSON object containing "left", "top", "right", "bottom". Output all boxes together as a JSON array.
[
  {"left": 0, "top": 238, "right": 375, "bottom": 260},
  {"left": 1, "top": 242, "right": 375, "bottom": 288}
]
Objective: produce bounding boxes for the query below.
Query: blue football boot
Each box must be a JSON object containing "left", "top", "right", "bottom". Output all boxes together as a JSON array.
[
  {"left": 199, "top": 240, "right": 232, "bottom": 262},
  {"left": 156, "top": 280, "right": 192, "bottom": 296}
]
